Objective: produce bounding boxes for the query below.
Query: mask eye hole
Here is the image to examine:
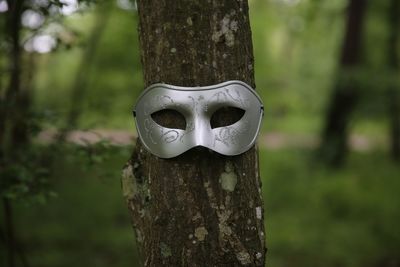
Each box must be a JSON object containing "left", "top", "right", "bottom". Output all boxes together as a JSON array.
[
  {"left": 151, "top": 109, "right": 186, "bottom": 130},
  {"left": 210, "top": 107, "right": 245, "bottom": 129}
]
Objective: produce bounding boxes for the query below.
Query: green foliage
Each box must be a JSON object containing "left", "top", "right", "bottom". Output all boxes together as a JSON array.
[
  {"left": 2, "top": 146, "right": 398, "bottom": 267},
  {"left": 250, "top": 0, "right": 347, "bottom": 134},
  {"left": 0, "top": 144, "right": 57, "bottom": 205},
  {"left": 0, "top": 145, "right": 140, "bottom": 267},
  {"left": 33, "top": 2, "right": 141, "bottom": 130},
  {"left": 28, "top": 0, "right": 398, "bottom": 137},
  {"left": 0, "top": 109, "right": 61, "bottom": 205},
  {"left": 1, "top": 0, "right": 400, "bottom": 266},
  {"left": 260, "top": 148, "right": 400, "bottom": 267}
]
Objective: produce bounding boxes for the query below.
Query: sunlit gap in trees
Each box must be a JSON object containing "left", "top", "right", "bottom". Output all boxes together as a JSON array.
[
  {"left": 117, "top": 0, "right": 137, "bottom": 11},
  {"left": 262, "top": 0, "right": 301, "bottom": 6},
  {"left": 0, "top": 0, "right": 8, "bottom": 12},
  {"left": 24, "top": 0, "right": 78, "bottom": 53},
  {"left": 0, "top": 0, "right": 80, "bottom": 53},
  {"left": 0, "top": 0, "right": 136, "bottom": 54}
]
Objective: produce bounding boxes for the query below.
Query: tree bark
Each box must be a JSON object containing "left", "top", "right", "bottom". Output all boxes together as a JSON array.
[
  {"left": 122, "top": 0, "right": 266, "bottom": 266},
  {"left": 319, "top": 0, "right": 367, "bottom": 167}
]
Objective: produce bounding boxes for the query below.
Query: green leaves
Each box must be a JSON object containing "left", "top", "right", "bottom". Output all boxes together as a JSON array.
[{"left": 0, "top": 146, "right": 55, "bottom": 205}]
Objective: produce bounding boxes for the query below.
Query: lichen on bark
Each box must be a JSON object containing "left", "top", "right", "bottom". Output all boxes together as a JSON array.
[
  {"left": 211, "top": 11, "right": 239, "bottom": 47},
  {"left": 220, "top": 161, "right": 238, "bottom": 192}
]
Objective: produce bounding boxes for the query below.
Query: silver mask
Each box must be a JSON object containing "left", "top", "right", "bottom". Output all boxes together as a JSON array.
[{"left": 133, "top": 80, "right": 264, "bottom": 158}]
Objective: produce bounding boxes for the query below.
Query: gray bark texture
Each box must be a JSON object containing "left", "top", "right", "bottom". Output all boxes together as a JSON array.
[{"left": 122, "top": 0, "right": 266, "bottom": 266}]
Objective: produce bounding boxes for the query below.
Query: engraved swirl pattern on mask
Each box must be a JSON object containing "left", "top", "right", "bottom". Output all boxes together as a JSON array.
[
  {"left": 143, "top": 118, "right": 157, "bottom": 144},
  {"left": 161, "top": 130, "right": 180, "bottom": 143},
  {"left": 134, "top": 82, "right": 263, "bottom": 157},
  {"left": 206, "top": 87, "right": 249, "bottom": 148},
  {"left": 214, "top": 119, "right": 250, "bottom": 147},
  {"left": 145, "top": 94, "right": 183, "bottom": 145},
  {"left": 151, "top": 93, "right": 192, "bottom": 145}
]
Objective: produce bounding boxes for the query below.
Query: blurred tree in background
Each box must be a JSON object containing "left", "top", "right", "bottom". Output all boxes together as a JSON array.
[
  {"left": 319, "top": 0, "right": 400, "bottom": 166},
  {"left": 319, "top": 0, "right": 367, "bottom": 167},
  {"left": 386, "top": 0, "right": 400, "bottom": 161},
  {"left": 0, "top": 0, "right": 399, "bottom": 266}
]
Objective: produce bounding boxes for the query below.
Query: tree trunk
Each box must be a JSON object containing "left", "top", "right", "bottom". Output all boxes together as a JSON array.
[
  {"left": 319, "top": 0, "right": 367, "bottom": 167},
  {"left": 386, "top": 0, "right": 400, "bottom": 161},
  {"left": 122, "top": 0, "right": 266, "bottom": 266},
  {"left": 1, "top": 0, "right": 25, "bottom": 156},
  {"left": 3, "top": 199, "right": 15, "bottom": 267},
  {"left": 1, "top": 2, "right": 24, "bottom": 264},
  {"left": 1, "top": 1, "right": 31, "bottom": 266}
]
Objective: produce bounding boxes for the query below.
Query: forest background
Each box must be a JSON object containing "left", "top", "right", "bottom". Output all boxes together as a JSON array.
[{"left": 0, "top": 0, "right": 399, "bottom": 266}]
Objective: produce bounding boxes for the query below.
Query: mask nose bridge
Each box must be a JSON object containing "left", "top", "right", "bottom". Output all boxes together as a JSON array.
[{"left": 192, "top": 101, "right": 211, "bottom": 147}]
